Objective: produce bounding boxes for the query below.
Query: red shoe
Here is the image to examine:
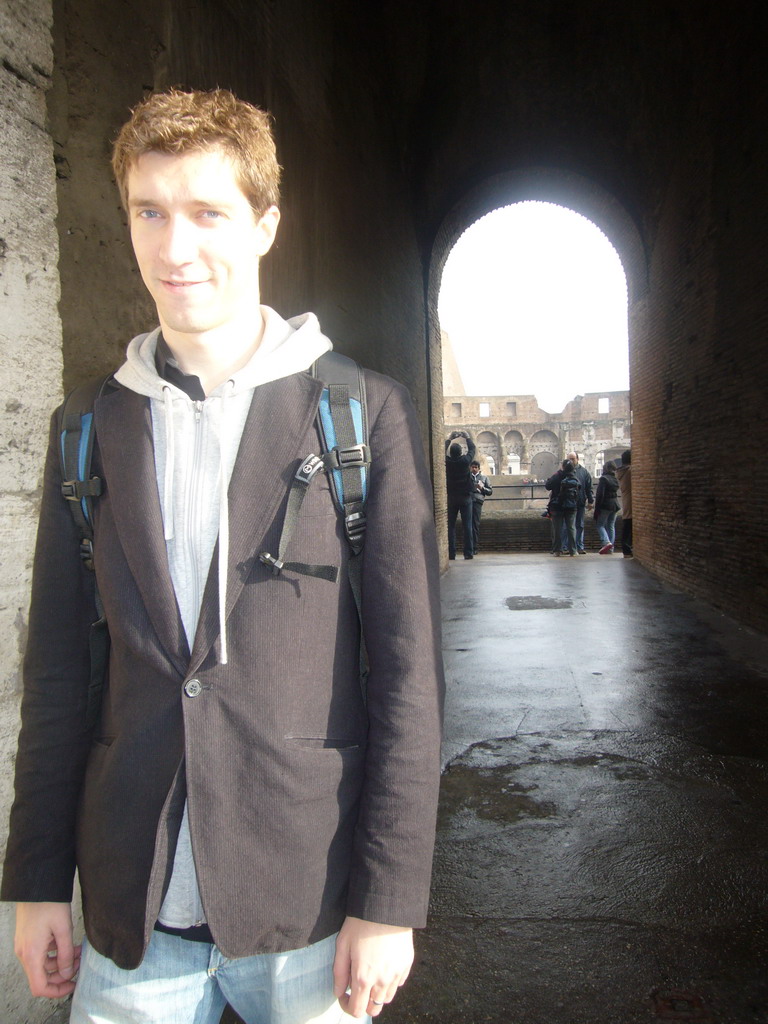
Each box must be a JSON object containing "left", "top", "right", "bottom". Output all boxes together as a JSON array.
[{"left": 599, "top": 543, "right": 613, "bottom": 554}]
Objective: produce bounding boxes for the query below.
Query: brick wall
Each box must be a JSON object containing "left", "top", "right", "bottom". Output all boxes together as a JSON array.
[
  {"left": 454, "top": 510, "right": 612, "bottom": 554},
  {"left": 628, "top": 17, "right": 768, "bottom": 633}
]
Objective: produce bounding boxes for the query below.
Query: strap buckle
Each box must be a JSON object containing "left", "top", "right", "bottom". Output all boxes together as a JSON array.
[
  {"left": 61, "top": 477, "right": 103, "bottom": 501},
  {"left": 344, "top": 509, "right": 367, "bottom": 550},
  {"left": 324, "top": 444, "right": 371, "bottom": 471},
  {"left": 258, "top": 551, "right": 284, "bottom": 576},
  {"left": 80, "top": 538, "right": 95, "bottom": 571}
]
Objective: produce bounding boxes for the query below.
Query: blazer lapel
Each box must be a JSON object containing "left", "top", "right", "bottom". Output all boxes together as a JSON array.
[
  {"left": 189, "top": 372, "right": 325, "bottom": 670},
  {"left": 95, "top": 387, "right": 190, "bottom": 676}
]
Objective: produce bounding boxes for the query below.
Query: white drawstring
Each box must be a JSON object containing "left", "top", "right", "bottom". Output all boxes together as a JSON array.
[{"left": 162, "top": 386, "right": 175, "bottom": 541}]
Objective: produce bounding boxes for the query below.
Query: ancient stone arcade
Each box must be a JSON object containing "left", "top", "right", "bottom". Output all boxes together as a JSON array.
[
  {"left": 443, "top": 389, "right": 631, "bottom": 481},
  {"left": 1, "top": 2, "right": 767, "bottom": 1020}
]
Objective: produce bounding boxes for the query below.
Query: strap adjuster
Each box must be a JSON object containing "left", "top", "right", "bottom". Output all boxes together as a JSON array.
[
  {"left": 258, "top": 551, "right": 284, "bottom": 576},
  {"left": 62, "top": 477, "right": 103, "bottom": 502},
  {"left": 324, "top": 444, "right": 371, "bottom": 471},
  {"left": 295, "top": 454, "right": 324, "bottom": 485}
]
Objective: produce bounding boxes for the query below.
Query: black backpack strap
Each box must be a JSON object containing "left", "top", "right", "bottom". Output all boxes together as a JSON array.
[
  {"left": 256, "top": 351, "right": 372, "bottom": 697},
  {"left": 313, "top": 352, "right": 370, "bottom": 698},
  {"left": 258, "top": 453, "right": 341, "bottom": 582}
]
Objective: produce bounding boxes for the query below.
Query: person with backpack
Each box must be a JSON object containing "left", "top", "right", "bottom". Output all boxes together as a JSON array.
[
  {"left": 546, "top": 459, "right": 580, "bottom": 556},
  {"left": 2, "top": 89, "right": 445, "bottom": 1024},
  {"left": 593, "top": 460, "right": 621, "bottom": 554},
  {"left": 445, "top": 430, "right": 476, "bottom": 559}
]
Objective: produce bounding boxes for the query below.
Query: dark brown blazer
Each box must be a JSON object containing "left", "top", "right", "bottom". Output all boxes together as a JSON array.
[{"left": 2, "top": 367, "right": 445, "bottom": 970}]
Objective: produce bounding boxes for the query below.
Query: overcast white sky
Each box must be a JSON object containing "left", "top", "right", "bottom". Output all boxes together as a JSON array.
[{"left": 438, "top": 201, "right": 629, "bottom": 414}]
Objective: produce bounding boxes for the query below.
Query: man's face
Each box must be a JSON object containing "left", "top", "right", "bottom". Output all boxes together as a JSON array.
[
  {"left": 127, "top": 148, "right": 279, "bottom": 343},
  {"left": 471, "top": 464, "right": 480, "bottom": 474},
  {"left": 567, "top": 452, "right": 579, "bottom": 465}
]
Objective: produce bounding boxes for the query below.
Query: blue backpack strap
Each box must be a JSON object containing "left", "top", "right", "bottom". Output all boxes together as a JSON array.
[
  {"left": 58, "top": 374, "right": 116, "bottom": 570},
  {"left": 258, "top": 350, "right": 372, "bottom": 579},
  {"left": 314, "top": 350, "right": 370, "bottom": 554},
  {"left": 57, "top": 372, "right": 116, "bottom": 733}
]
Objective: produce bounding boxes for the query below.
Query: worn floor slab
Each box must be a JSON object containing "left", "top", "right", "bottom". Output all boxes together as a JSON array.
[{"left": 390, "top": 553, "right": 768, "bottom": 1024}]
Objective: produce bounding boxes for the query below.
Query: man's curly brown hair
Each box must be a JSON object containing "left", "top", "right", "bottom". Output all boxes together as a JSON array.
[{"left": 112, "top": 88, "right": 281, "bottom": 216}]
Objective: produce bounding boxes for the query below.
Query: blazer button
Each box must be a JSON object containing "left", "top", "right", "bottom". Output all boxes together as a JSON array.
[{"left": 184, "top": 679, "right": 202, "bottom": 698}]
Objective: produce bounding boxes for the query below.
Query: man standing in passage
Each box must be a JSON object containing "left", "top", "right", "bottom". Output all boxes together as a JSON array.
[
  {"left": 2, "top": 89, "right": 444, "bottom": 1024},
  {"left": 445, "top": 430, "right": 476, "bottom": 559},
  {"left": 565, "top": 451, "right": 594, "bottom": 554},
  {"left": 616, "top": 448, "right": 633, "bottom": 557},
  {"left": 469, "top": 460, "right": 493, "bottom": 553}
]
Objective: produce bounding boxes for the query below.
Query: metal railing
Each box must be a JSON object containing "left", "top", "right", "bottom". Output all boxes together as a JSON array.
[{"left": 484, "top": 483, "right": 550, "bottom": 509}]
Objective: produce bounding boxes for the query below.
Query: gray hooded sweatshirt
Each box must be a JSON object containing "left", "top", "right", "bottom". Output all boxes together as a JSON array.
[{"left": 113, "top": 306, "right": 332, "bottom": 929}]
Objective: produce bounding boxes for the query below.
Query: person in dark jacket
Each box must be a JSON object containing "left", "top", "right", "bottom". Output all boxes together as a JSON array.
[
  {"left": 469, "top": 460, "right": 493, "bottom": 553},
  {"left": 565, "top": 451, "right": 593, "bottom": 554},
  {"left": 3, "top": 88, "right": 444, "bottom": 1024},
  {"left": 445, "top": 431, "right": 476, "bottom": 559},
  {"left": 546, "top": 459, "right": 579, "bottom": 556},
  {"left": 594, "top": 460, "right": 620, "bottom": 554}
]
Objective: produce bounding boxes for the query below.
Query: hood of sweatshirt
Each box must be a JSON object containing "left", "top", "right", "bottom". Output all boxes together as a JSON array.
[{"left": 114, "top": 306, "right": 332, "bottom": 398}]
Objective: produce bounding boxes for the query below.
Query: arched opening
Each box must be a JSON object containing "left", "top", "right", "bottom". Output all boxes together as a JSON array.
[
  {"left": 427, "top": 168, "right": 647, "bottom": 558},
  {"left": 438, "top": 201, "right": 629, "bottom": 417},
  {"left": 503, "top": 430, "right": 524, "bottom": 476},
  {"left": 529, "top": 430, "right": 560, "bottom": 481},
  {"left": 476, "top": 431, "right": 500, "bottom": 475},
  {"left": 595, "top": 446, "right": 629, "bottom": 477}
]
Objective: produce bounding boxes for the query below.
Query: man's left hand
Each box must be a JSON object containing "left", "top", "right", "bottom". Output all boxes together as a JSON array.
[{"left": 333, "top": 916, "right": 414, "bottom": 1018}]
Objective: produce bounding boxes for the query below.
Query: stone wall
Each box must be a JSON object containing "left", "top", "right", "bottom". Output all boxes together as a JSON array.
[
  {"left": 626, "top": 7, "right": 768, "bottom": 629},
  {"left": 0, "top": 2, "right": 69, "bottom": 1020}
]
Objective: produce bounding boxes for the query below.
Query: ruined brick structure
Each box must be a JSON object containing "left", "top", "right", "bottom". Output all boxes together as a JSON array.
[
  {"left": 2, "top": 3, "right": 767, "bottom": 1016},
  {"left": 444, "top": 391, "right": 630, "bottom": 480}
]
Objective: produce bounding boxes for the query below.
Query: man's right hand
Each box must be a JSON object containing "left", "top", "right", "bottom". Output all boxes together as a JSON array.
[{"left": 15, "top": 902, "right": 80, "bottom": 998}]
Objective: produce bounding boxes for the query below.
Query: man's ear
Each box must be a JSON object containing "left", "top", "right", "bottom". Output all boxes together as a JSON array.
[{"left": 255, "top": 205, "right": 280, "bottom": 256}]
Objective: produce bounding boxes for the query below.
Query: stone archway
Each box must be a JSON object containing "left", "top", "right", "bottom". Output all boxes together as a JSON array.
[
  {"left": 428, "top": 165, "right": 645, "bottom": 532},
  {"left": 476, "top": 430, "right": 500, "bottom": 475},
  {"left": 595, "top": 446, "right": 629, "bottom": 477},
  {"left": 529, "top": 429, "right": 559, "bottom": 481},
  {"left": 429, "top": 167, "right": 647, "bottom": 310},
  {"left": 503, "top": 430, "right": 524, "bottom": 475}
]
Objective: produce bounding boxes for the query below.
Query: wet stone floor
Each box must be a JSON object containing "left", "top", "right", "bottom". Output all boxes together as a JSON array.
[{"left": 388, "top": 553, "right": 768, "bottom": 1024}]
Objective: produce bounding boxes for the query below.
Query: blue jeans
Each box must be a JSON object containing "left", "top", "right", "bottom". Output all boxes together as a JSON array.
[
  {"left": 553, "top": 508, "right": 577, "bottom": 554},
  {"left": 69, "top": 930, "right": 368, "bottom": 1024},
  {"left": 596, "top": 510, "right": 617, "bottom": 548},
  {"left": 562, "top": 505, "right": 587, "bottom": 551},
  {"left": 447, "top": 494, "right": 473, "bottom": 557}
]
